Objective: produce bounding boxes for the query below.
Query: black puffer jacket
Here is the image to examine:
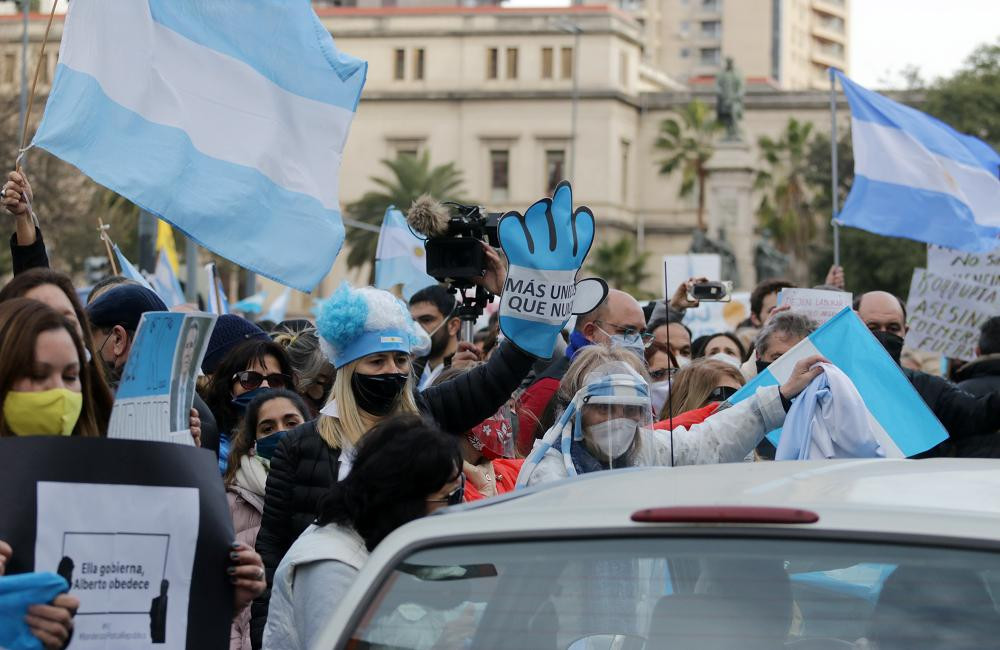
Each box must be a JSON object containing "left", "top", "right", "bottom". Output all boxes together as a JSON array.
[
  {"left": 249, "top": 339, "right": 535, "bottom": 648},
  {"left": 904, "top": 367, "right": 1000, "bottom": 458},
  {"left": 954, "top": 355, "right": 1000, "bottom": 398}
]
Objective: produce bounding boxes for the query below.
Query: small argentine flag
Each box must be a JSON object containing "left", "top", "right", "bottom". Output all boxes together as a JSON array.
[
  {"left": 730, "top": 307, "right": 947, "bottom": 458},
  {"left": 834, "top": 70, "right": 1000, "bottom": 252},
  {"left": 112, "top": 245, "right": 154, "bottom": 293},
  {"left": 32, "top": 0, "right": 367, "bottom": 292},
  {"left": 374, "top": 207, "right": 437, "bottom": 300}
]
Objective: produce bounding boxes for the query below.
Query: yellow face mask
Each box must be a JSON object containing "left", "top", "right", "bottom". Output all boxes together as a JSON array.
[{"left": 3, "top": 388, "right": 83, "bottom": 437}]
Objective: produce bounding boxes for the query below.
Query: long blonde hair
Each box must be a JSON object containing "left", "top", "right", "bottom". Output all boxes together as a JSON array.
[
  {"left": 316, "top": 357, "right": 419, "bottom": 450},
  {"left": 661, "top": 358, "right": 745, "bottom": 419}
]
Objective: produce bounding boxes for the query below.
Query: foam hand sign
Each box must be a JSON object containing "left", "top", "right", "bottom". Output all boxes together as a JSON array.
[{"left": 498, "top": 181, "right": 607, "bottom": 358}]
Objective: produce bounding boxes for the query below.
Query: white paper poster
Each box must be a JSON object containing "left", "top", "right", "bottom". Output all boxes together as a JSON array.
[
  {"left": 778, "top": 288, "right": 854, "bottom": 324},
  {"left": 34, "top": 482, "right": 199, "bottom": 649},
  {"left": 904, "top": 268, "right": 1000, "bottom": 360}
]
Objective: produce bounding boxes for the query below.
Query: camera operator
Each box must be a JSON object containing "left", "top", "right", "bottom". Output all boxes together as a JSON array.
[
  {"left": 408, "top": 285, "right": 480, "bottom": 390},
  {"left": 251, "top": 260, "right": 537, "bottom": 648}
]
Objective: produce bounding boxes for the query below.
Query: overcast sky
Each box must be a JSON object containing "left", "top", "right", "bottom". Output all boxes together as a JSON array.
[{"left": 851, "top": 0, "right": 1000, "bottom": 88}]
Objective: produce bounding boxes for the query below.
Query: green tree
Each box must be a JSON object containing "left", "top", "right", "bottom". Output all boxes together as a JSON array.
[
  {"left": 923, "top": 39, "right": 1000, "bottom": 148},
  {"left": 344, "top": 152, "right": 466, "bottom": 278},
  {"left": 655, "top": 100, "right": 720, "bottom": 231},
  {"left": 586, "top": 236, "right": 650, "bottom": 298},
  {"left": 754, "top": 117, "right": 817, "bottom": 284}
]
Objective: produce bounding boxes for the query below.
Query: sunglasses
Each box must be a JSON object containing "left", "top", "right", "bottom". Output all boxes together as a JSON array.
[
  {"left": 707, "top": 385, "right": 739, "bottom": 403},
  {"left": 427, "top": 473, "right": 465, "bottom": 506},
  {"left": 232, "top": 370, "right": 293, "bottom": 391},
  {"left": 650, "top": 367, "right": 679, "bottom": 381}
]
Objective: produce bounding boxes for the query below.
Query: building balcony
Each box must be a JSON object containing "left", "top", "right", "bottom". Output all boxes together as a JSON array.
[
  {"left": 812, "top": 0, "right": 846, "bottom": 18},
  {"left": 811, "top": 47, "right": 845, "bottom": 69}
]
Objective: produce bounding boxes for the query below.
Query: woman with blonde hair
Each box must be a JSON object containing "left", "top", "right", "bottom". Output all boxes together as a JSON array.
[
  {"left": 251, "top": 275, "right": 536, "bottom": 648},
  {"left": 517, "top": 344, "right": 826, "bottom": 487},
  {"left": 658, "top": 357, "right": 746, "bottom": 421}
]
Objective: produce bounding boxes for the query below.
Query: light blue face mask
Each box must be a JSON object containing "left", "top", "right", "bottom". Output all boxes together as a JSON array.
[{"left": 608, "top": 333, "right": 646, "bottom": 359}]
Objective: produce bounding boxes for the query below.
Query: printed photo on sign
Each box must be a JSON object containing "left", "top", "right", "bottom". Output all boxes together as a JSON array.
[{"left": 34, "top": 482, "right": 199, "bottom": 649}]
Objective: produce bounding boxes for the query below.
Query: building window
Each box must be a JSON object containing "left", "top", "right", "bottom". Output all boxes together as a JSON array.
[
  {"left": 620, "top": 140, "right": 630, "bottom": 202},
  {"left": 490, "top": 149, "right": 509, "bottom": 199},
  {"left": 679, "top": 20, "right": 690, "bottom": 35},
  {"left": 506, "top": 47, "right": 518, "bottom": 79},
  {"left": 393, "top": 48, "right": 405, "bottom": 80},
  {"left": 619, "top": 51, "right": 629, "bottom": 85},
  {"left": 701, "top": 0, "right": 720, "bottom": 11},
  {"left": 545, "top": 150, "right": 565, "bottom": 193},
  {"left": 541, "top": 47, "right": 554, "bottom": 79},
  {"left": 413, "top": 48, "right": 425, "bottom": 80},
  {"left": 699, "top": 47, "right": 721, "bottom": 66},
  {"left": 680, "top": 47, "right": 690, "bottom": 58},
  {"left": 486, "top": 47, "right": 499, "bottom": 79},
  {"left": 700, "top": 20, "right": 721, "bottom": 38},
  {"left": 560, "top": 47, "right": 573, "bottom": 79}
]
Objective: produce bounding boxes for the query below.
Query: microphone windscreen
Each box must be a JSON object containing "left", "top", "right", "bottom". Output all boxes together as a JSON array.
[{"left": 407, "top": 194, "right": 451, "bottom": 238}]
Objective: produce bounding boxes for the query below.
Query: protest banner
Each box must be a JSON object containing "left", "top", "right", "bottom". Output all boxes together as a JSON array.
[
  {"left": 0, "top": 437, "right": 233, "bottom": 649},
  {"left": 905, "top": 268, "right": 1000, "bottom": 361},
  {"left": 777, "top": 288, "right": 854, "bottom": 324},
  {"left": 927, "top": 244, "right": 1000, "bottom": 287},
  {"left": 108, "top": 312, "right": 216, "bottom": 444}
]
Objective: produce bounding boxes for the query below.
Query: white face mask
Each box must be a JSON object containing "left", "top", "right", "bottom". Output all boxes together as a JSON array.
[
  {"left": 709, "top": 353, "right": 741, "bottom": 368},
  {"left": 586, "top": 418, "right": 639, "bottom": 464},
  {"left": 676, "top": 355, "right": 691, "bottom": 368},
  {"left": 649, "top": 380, "right": 670, "bottom": 416}
]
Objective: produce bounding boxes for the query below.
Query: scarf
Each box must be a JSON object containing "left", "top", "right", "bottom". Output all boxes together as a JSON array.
[
  {"left": 234, "top": 455, "right": 269, "bottom": 498},
  {"left": 565, "top": 330, "right": 592, "bottom": 360}
]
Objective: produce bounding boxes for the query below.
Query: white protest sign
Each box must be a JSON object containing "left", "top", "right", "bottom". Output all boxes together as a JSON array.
[
  {"left": 777, "top": 288, "right": 853, "bottom": 324},
  {"left": 499, "top": 266, "right": 577, "bottom": 325},
  {"left": 927, "top": 245, "right": 1000, "bottom": 287},
  {"left": 905, "top": 268, "right": 1000, "bottom": 360},
  {"left": 663, "top": 254, "right": 722, "bottom": 298}
]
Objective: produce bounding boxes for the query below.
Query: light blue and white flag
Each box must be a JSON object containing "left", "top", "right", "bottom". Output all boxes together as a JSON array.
[
  {"left": 151, "top": 248, "right": 186, "bottom": 307},
  {"left": 32, "top": 1, "right": 367, "bottom": 292},
  {"left": 729, "top": 307, "right": 948, "bottom": 458},
  {"left": 834, "top": 70, "right": 1000, "bottom": 252},
  {"left": 374, "top": 207, "right": 437, "bottom": 300},
  {"left": 264, "top": 287, "right": 292, "bottom": 323},
  {"left": 112, "top": 245, "right": 154, "bottom": 292},
  {"left": 205, "top": 263, "right": 229, "bottom": 316},
  {"left": 232, "top": 291, "right": 267, "bottom": 315}
]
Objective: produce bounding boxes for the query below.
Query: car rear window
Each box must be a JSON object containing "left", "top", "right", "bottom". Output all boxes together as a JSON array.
[{"left": 344, "top": 536, "right": 1000, "bottom": 650}]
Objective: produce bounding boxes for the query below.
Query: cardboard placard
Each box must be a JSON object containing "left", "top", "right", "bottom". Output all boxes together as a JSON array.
[
  {"left": 777, "top": 288, "right": 854, "bottom": 325},
  {"left": 0, "top": 438, "right": 234, "bottom": 649},
  {"left": 927, "top": 245, "right": 1000, "bottom": 287},
  {"left": 904, "top": 268, "right": 1000, "bottom": 360}
]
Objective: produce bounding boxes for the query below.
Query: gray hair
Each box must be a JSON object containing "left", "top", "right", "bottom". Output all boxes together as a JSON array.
[
  {"left": 271, "top": 324, "right": 330, "bottom": 395},
  {"left": 755, "top": 312, "right": 818, "bottom": 360}
]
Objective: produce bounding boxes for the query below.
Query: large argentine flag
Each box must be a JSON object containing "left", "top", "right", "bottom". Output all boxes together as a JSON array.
[
  {"left": 729, "top": 307, "right": 947, "bottom": 458},
  {"left": 374, "top": 207, "right": 437, "bottom": 300},
  {"left": 835, "top": 70, "right": 1000, "bottom": 252},
  {"left": 33, "top": 1, "right": 367, "bottom": 292}
]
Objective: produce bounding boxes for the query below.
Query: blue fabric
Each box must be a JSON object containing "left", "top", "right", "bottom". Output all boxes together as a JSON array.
[
  {"left": 113, "top": 245, "right": 155, "bottom": 292},
  {"left": 0, "top": 572, "right": 68, "bottom": 650},
  {"left": 374, "top": 207, "right": 437, "bottom": 300},
  {"left": 334, "top": 328, "right": 410, "bottom": 368},
  {"left": 218, "top": 431, "right": 231, "bottom": 475},
  {"left": 498, "top": 182, "right": 596, "bottom": 358},
  {"left": 729, "top": 307, "right": 947, "bottom": 457},
  {"left": 565, "top": 330, "right": 592, "bottom": 360},
  {"left": 834, "top": 70, "right": 1000, "bottom": 253}
]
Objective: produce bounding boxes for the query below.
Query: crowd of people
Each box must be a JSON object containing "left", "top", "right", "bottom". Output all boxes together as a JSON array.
[{"left": 2, "top": 166, "right": 1000, "bottom": 649}]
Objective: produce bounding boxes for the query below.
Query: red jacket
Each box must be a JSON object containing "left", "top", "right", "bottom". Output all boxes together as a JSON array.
[
  {"left": 653, "top": 402, "right": 720, "bottom": 431},
  {"left": 463, "top": 458, "right": 524, "bottom": 502}
]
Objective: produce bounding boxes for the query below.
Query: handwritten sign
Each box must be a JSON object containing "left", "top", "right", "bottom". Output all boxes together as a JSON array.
[
  {"left": 927, "top": 245, "right": 1000, "bottom": 287},
  {"left": 904, "top": 268, "right": 1000, "bottom": 360},
  {"left": 777, "top": 288, "right": 853, "bottom": 325}
]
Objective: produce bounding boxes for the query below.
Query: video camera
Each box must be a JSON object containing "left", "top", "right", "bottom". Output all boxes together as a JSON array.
[{"left": 422, "top": 202, "right": 501, "bottom": 288}]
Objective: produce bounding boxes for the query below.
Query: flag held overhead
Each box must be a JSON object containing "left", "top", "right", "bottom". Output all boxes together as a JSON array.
[{"left": 33, "top": 0, "right": 367, "bottom": 292}]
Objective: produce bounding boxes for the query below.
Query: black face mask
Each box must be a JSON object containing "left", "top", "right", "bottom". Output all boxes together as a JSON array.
[
  {"left": 351, "top": 372, "right": 408, "bottom": 416},
  {"left": 756, "top": 359, "right": 771, "bottom": 375},
  {"left": 872, "top": 330, "right": 905, "bottom": 365}
]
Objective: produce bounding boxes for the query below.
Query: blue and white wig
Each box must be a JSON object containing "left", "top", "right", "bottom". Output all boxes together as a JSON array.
[{"left": 317, "top": 283, "right": 431, "bottom": 369}]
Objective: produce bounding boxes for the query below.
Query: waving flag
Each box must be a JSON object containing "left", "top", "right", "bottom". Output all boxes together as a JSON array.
[
  {"left": 374, "top": 207, "right": 437, "bottom": 300},
  {"left": 151, "top": 248, "right": 186, "bottom": 307},
  {"left": 33, "top": 1, "right": 367, "bottom": 292},
  {"left": 729, "top": 307, "right": 947, "bottom": 458},
  {"left": 156, "top": 220, "right": 180, "bottom": 275},
  {"left": 205, "top": 263, "right": 230, "bottom": 316},
  {"left": 834, "top": 71, "right": 1000, "bottom": 252},
  {"left": 232, "top": 291, "right": 267, "bottom": 315},
  {"left": 264, "top": 287, "right": 293, "bottom": 323},
  {"left": 112, "top": 245, "right": 155, "bottom": 292}
]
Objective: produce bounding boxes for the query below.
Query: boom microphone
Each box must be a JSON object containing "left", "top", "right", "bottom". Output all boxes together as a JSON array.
[{"left": 406, "top": 194, "right": 451, "bottom": 238}]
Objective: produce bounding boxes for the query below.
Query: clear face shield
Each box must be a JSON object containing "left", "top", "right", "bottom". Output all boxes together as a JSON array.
[{"left": 576, "top": 363, "right": 653, "bottom": 469}]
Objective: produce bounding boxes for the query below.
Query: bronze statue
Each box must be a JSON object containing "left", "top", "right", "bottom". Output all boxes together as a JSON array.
[
  {"left": 754, "top": 230, "right": 790, "bottom": 282},
  {"left": 716, "top": 57, "right": 744, "bottom": 142},
  {"left": 689, "top": 228, "right": 740, "bottom": 287}
]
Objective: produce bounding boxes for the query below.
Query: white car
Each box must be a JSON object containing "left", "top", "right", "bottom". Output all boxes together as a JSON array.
[{"left": 312, "top": 459, "right": 1000, "bottom": 650}]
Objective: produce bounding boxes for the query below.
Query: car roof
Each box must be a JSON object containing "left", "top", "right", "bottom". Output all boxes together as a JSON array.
[{"left": 387, "top": 458, "right": 1000, "bottom": 547}]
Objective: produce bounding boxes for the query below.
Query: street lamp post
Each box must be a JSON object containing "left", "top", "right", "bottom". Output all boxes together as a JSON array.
[{"left": 553, "top": 19, "right": 582, "bottom": 185}]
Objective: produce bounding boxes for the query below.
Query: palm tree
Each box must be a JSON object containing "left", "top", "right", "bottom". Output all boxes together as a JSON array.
[
  {"left": 655, "top": 100, "right": 721, "bottom": 231},
  {"left": 344, "top": 152, "right": 466, "bottom": 275},
  {"left": 586, "top": 236, "right": 651, "bottom": 298},
  {"left": 754, "top": 118, "right": 817, "bottom": 283}
]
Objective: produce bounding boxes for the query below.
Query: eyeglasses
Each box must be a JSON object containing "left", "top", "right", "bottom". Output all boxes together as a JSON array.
[
  {"left": 232, "top": 370, "right": 293, "bottom": 391},
  {"left": 594, "top": 320, "right": 654, "bottom": 344},
  {"left": 427, "top": 473, "right": 465, "bottom": 506},
  {"left": 707, "top": 385, "right": 739, "bottom": 403},
  {"left": 649, "top": 367, "right": 679, "bottom": 381}
]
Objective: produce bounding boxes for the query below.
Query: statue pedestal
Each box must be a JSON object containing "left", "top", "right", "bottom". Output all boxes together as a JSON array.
[{"left": 705, "top": 140, "right": 756, "bottom": 290}]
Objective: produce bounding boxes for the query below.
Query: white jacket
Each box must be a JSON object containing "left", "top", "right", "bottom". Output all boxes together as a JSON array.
[{"left": 520, "top": 385, "right": 786, "bottom": 487}]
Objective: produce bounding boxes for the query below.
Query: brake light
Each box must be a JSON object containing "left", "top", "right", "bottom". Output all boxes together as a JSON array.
[{"left": 631, "top": 506, "right": 819, "bottom": 524}]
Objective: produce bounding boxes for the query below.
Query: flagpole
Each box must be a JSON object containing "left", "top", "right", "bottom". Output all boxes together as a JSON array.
[
  {"left": 97, "top": 218, "right": 120, "bottom": 276},
  {"left": 829, "top": 67, "right": 841, "bottom": 269}
]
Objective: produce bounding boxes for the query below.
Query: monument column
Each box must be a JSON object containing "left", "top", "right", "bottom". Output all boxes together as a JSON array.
[{"left": 705, "top": 143, "right": 756, "bottom": 290}]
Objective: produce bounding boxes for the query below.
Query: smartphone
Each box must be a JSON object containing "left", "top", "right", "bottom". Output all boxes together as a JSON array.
[{"left": 687, "top": 281, "right": 733, "bottom": 302}]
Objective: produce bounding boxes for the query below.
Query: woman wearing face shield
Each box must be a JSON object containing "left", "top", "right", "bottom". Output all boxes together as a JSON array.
[{"left": 516, "top": 345, "right": 826, "bottom": 487}]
